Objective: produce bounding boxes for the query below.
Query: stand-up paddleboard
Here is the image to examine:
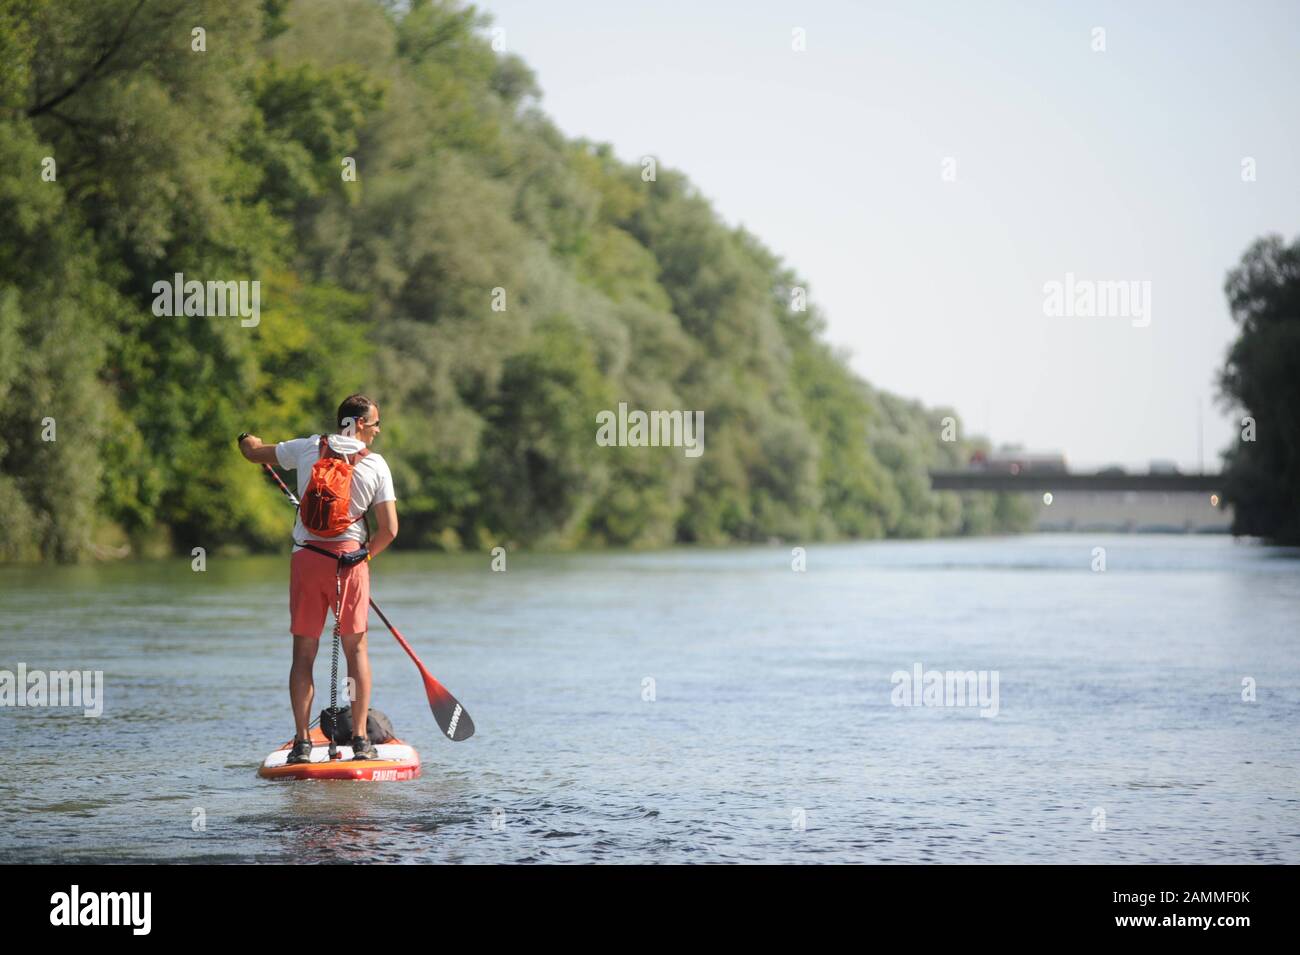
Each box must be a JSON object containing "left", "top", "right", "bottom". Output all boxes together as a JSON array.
[{"left": 258, "top": 727, "right": 421, "bottom": 781}]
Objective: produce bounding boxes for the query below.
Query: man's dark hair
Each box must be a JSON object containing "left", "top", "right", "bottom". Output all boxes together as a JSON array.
[{"left": 337, "top": 393, "right": 375, "bottom": 431}]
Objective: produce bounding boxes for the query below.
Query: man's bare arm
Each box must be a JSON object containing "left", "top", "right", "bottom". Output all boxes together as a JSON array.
[
  {"left": 369, "top": 500, "right": 399, "bottom": 558},
  {"left": 239, "top": 435, "right": 280, "bottom": 465}
]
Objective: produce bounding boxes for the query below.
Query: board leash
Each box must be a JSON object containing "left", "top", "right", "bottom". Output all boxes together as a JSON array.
[{"left": 328, "top": 567, "right": 343, "bottom": 759}]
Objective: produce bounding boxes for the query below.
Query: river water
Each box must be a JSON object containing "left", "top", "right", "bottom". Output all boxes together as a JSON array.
[{"left": 2, "top": 534, "right": 1297, "bottom": 864}]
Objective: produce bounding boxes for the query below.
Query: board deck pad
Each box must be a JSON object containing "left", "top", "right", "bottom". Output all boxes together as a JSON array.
[{"left": 259, "top": 726, "right": 421, "bottom": 781}]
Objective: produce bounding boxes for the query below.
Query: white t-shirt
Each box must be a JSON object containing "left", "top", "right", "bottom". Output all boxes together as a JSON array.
[{"left": 275, "top": 434, "right": 396, "bottom": 547}]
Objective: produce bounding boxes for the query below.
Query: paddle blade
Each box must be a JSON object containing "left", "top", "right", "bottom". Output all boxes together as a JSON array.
[
  {"left": 424, "top": 673, "right": 475, "bottom": 741},
  {"left": 369, "top": 598, "right": 475, "bottom": 742}
]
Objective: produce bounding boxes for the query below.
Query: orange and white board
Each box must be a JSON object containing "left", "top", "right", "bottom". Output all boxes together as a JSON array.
[{"left": 258, "top": 726, "right": 421, "bottom": 781}]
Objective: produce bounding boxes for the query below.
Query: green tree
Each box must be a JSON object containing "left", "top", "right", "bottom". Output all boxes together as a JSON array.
[{"left": 1218, "top": 234, "right": 1300, "bottom": 543}]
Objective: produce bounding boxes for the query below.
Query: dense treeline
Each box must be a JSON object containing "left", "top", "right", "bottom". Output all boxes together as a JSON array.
[
  {"left": 1218, "top": 235, "right": 1300, "bottom": 544},
  {"left": 0, "top": 0, "right": 1030, "bottom": 562}
]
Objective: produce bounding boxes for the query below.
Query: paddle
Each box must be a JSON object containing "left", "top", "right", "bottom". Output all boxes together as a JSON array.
[{"left": 261, "top": 462, "right": 476, "bottom": 742}]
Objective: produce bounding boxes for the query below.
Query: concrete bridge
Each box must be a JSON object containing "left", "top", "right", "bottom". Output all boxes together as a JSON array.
[{"left": 928, "top": 471, "right": 1230, "bottom": 532}]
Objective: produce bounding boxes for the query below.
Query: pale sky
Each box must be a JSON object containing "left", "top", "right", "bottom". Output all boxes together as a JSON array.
[{"left": 474, "top": 0, "right": 1300, "bottom": 472}]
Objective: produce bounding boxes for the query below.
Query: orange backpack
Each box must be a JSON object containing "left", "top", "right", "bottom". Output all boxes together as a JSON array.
[{"left": 299, "top": 436, "right": 369, "bottom": 537}]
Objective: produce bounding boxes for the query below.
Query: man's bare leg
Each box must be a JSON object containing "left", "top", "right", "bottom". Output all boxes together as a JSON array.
[
  {"left": 341, "top": 631, "right": 371, "bottom": 736},
  {"left": 290, "top": 635, "right": 319, "bottom": 740}
]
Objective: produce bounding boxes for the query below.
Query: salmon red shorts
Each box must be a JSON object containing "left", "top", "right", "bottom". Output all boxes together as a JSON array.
[{"left": 289, "top": 540, "right": 370, "bottom": 638}]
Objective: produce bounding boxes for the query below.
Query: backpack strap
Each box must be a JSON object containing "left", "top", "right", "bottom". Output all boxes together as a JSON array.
[{"left": 296, "top": 540, "right": 345, "bottom": 565}]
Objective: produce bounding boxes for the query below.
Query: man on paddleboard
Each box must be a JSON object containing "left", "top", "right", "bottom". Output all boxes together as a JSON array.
[{"left": 238, "top": 394, "right": 399, "bottom": 762}]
